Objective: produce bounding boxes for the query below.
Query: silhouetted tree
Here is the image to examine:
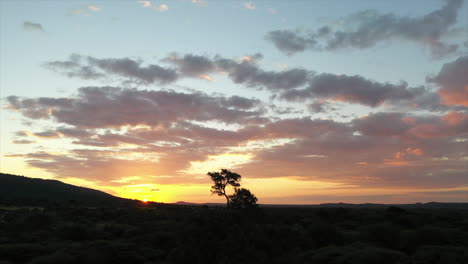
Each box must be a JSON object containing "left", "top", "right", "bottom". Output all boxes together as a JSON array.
[
  {"left": 207, "top": 169, "right": 241, "bottom": 208},
  {"left": 229, "top": 188, "right": 258, "bottom": 209}
]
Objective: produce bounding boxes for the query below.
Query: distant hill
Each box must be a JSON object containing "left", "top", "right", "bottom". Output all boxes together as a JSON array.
[
  {"left": 0, "top": 173, "right": 143, "bottom": 207},
  {"left": 176, "top": 201, "right": 468, "bottom": 209},
  {"left": 260, "top": 202, "right": 468, "bottom": 209}
]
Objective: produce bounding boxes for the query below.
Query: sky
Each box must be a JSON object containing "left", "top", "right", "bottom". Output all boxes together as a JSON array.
[{"left": 1, "top": 0, "right": 467, "bottom": 204}]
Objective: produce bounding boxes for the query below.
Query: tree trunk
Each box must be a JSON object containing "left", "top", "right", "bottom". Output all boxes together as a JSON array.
[{"left": 224, "top": 193, "right": 230, "bottom": 208}]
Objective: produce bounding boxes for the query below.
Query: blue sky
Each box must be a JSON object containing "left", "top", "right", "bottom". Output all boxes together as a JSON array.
[{"left": 1, "top": 0, "right": 467, "bottom": 203}]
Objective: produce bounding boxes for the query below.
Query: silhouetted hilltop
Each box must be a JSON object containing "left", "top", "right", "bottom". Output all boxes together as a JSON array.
[{"left": 0, "top": 173, "right": 142, "bottom": 207}]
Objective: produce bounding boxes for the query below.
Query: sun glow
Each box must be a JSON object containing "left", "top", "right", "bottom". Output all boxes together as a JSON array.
[
  {"left": 181, "top": 153, "right": 253, "bottom": 175},
  {"left": 111, "top": 183, "right": 214, "bottom": 203}
]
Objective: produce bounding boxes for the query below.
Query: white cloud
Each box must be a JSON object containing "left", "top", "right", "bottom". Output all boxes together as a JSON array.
[
  {"left": 267, "top": 7, "right": 276, "bottom": 15},
  {"left": 138, "top": 1, "right": 152, "bottom": 8},
  {"left": 243, "top": 2, "right": 255, "bottom": 10},
  {"left": 70, "top": 5, "right": 101, "bottom": 15},
  {"left": 158, "top": 4, "right": 169, "bottom": 12},
  {"left": 87, "top": 5, "right": 100, "bottom": 12}
]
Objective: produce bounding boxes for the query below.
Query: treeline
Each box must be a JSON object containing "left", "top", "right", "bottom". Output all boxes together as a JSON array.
[{"left": 1, "top": 205, "right": 468, "bottom": 263}]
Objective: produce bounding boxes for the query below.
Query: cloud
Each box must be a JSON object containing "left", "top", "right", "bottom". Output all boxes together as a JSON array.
[
  {"left": 87, "top": 5, "right": 100, "bottom": 12},
  {"left": 441, "top": 111, "right": 468, "bottom": 125},
  {"left": 6, "top": 86, "right": 264, "bottom": 128},
  {"left": 244, "top": 2, "right": 256, "bottom": 10},
  {"left": 15, "top": 131, "right": 29, "bottom": 137},
  {"left": 33, "top": 131, "right": 60, "bottom": 139},
  {"left": 427, "top": 55, "right": 468, "bottom": 106},
  {"left": 138, "top": 1, "right": 151, "bottom": 8},
  {"left": 70, "top": 5, "right": 101, "bottom": 15},
  {"left": 57, "top": 127, "right": 93, "bottom": 138},
  {"left": 163, "top": 53, "right": 216, "bottom": 77},
  {"left": 49, "top": 54, "right": 415, "bottom": 107},
  {"left": 45, "top": 53, "right": 313, "bottom": 91},
  {"left": 16, "top": 151, "right": 160, "bottom": 182},
  {"left": 281, "top": 73, "right": 425, "bottom": 107},
  {"left": 12, "top": 140, "right": 36, "bottom": 144},
  {"left": 158, "top": 4, "right": 169, "bottom": 12},
  {"left": 266, "top": 30, "right": 315, "bottom": 55},
  {"left": 44, "top": 53, "right": 464, "bottom": 111},
  {"left": 307, "top": 101, "right": 338, "bottom": 114},
  {"left": 214, "top": 55, "right": 312, "bottom": 91},
  {"left": 23, "top": 21, "right": 44, "bottom": 32},
  {"left": 233, "top": 110, "right": 466, "bottom": 189},
  {"left": 239, "top": 129, "right": 466, "bottom": 190},
  {"left": 44, "top": 54, "right": 178, "bottom": 85},
  {"left": 266, "top": 0, "right": 464, "bottom": 59},
  {"left": 85, "top": 56, "right": 177, "bottom": 84},
  {"left": 6, "top": 85, "right": 467, "bottom": 189},
  {"left": 353, "top": 112, "right": 410, "bottom": 137},
  {"left": 353, "top": 111, "right": 468, "bottom": 139}
]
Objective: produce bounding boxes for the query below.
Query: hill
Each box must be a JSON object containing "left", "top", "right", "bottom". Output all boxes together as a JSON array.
[
  {"left": 259, "top": 202, "right": 468, "bottom": 209},
  {"left": 0, "top": 173, "right": 142, "bottom": 207},
  {"left": 175, "top": 201, "right": 468, "bottom": 210}
]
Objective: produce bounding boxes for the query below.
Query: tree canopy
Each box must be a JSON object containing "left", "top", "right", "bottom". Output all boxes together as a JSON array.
[
  {"left": 207, "top": 169, "right": 257, "bottom": 208},
  {"left": 229, "top": 188, "right": 258, "bottom": 209}
]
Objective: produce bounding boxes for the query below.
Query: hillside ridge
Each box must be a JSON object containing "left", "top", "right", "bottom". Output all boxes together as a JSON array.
[{"left": 0, "top": 173, "right": 141, "bottom": 207}]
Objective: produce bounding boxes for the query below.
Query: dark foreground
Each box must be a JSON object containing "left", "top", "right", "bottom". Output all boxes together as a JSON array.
[{"left": 1, "top": 205, "right": 467, "bottom": 264}]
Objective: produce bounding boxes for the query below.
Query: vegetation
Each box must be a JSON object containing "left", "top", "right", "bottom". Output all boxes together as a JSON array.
[
  {"left": 1, "top": 205, "right": 468, "bottom": 264},
  {"left": 229, "top": 188, "right": 258, "bottom": 209},
  {"left": 207, "top": 169, "right": 257, "bottom": 208}
]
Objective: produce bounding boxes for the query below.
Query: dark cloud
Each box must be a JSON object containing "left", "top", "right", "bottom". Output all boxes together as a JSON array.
[
  {"left": 162, "top": 53, "right": 215, "bottom": 77},
  {"left": 308, "top": 101, "right": 327, "bottom": 113},
  {"left": 266, "top": 0, "right": 464, "bottom": 59},
  {"left": 427, "top": 55, "right": 468, "bottom": 106},
  {"left": 23, "top": 21, "right": 44, "bottom": 32},
  {"left": 45, "top": 54, "right": 178, "bottom": 85},
  {"left": 353, "top": 112, "right": 410, "bottom": 137},
  {"left": 6, "top": 100, "right": 468, "bottom": 189},
  {"left": 162, "top": 52, "right": 311, "bottom": 90},
  {"left": 33, "top": 131, "right": 60, "bottom": 138},
  {"left": 44, "top": 53, "right": 448, "bottom": 110},
  {"left": 281, "top": 73, "right": 425, "bottom": 107},
  {"left": 307, "top": 101, "right": 339, "bottom": 113},
  {"left": 213, "top": 55, "right": 312, "bottom": 90},
  {"left": 266, "top": 30, "right": 316, "bottom": 55},
  {"left": 269, "top": 105, "right": 304, "bottom": 115},
  {"left": 57, "top": 128, "right": 92, "bottom": 138},
  {"left": 12, "top": 140, "right": 36, "bottom": 144},
  {"left": 6, "top": 86, "right": 264, "bottom": 128},
  {"left": 87, "top": 57, "right": 178, "bottom": 85},
  {"left": 353, "top": 111, "right": 468, "bottom": 139},
  {"left": 46, "top": 53, "right": 314, "bottom": 92},
  {"left": 15, "top": 131, "right": 29, "bottom": 137}
]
